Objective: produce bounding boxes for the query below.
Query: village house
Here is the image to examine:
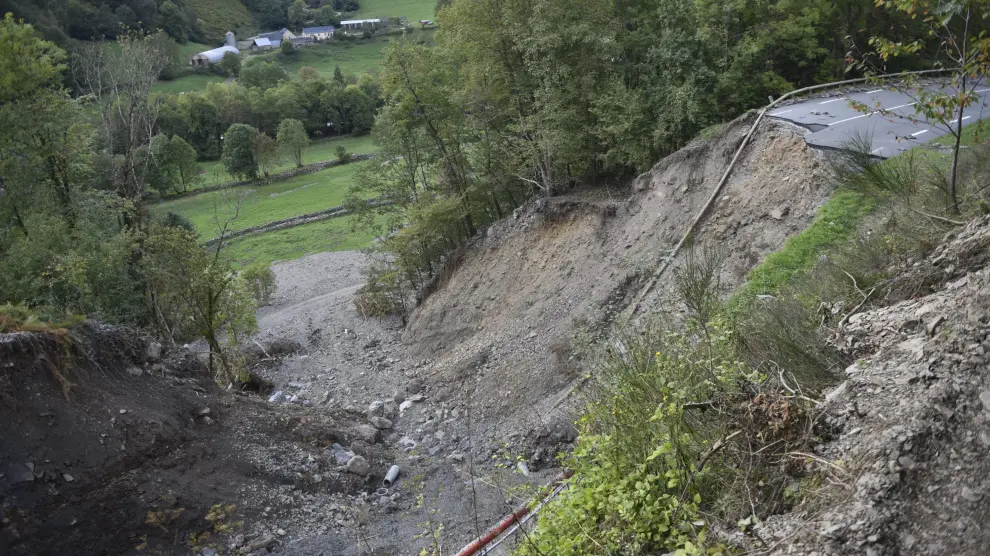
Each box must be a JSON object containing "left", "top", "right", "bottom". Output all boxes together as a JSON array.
[
  {"left": 339, "top": 19, "right": 381, "bottom": 32},
  {"left": 301, "top": 25, "right": 335, "bottom": 41},
  {"left": 234, "top": 28, "right": 296, "bottom": 51}
]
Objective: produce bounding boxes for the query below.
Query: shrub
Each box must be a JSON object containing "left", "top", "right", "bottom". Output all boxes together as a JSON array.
[
  {"left": 0, "top": 303, "right": 83, "bottom": 333},
  {"left": 354, "top": 258, "right": 409, "bottom": 317},
  {"left": 335, "top": 145, "right": 352, "bottom": 163},
  {"left": 519, "top": 319, "right": 740, "bottom": 555},
  {"left": 241, "top": 264, "right": 277, "bottom": 306},
  {"left": 159, "top": 211, "right": 197, "bottom": 232}
]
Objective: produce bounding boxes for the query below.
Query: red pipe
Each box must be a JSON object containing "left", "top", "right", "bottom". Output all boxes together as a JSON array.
[{"left": 455, "top": 470, "right": 574, "bottom": 556}]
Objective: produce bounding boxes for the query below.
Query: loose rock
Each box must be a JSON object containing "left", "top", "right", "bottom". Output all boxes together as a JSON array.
[
  {"left": 406, "top": 378, "right": 424, "bottom": 394},
  {"left": 369, "top": 416, "right": 393, "bottom": 430},
  {"left": 346, "top": 455, "right": 371, "bottom": 476}
]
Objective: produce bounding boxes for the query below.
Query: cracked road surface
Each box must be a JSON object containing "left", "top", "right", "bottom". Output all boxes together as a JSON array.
[{"left": 768, "top": 80, "right": 990, "bottom": 158}]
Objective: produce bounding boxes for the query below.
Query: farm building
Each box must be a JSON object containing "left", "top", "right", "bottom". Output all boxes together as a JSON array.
[
  {"left": 190, "top": 45, "right": 239, "bottom": 66},
  {"left": 301, "top": 25, "right": 335, "bottom": 40},
  {"left": 339, "top": 19, "right": 381, "bottom": 31},
  {"left": 235, "top": 28, "right": 296, "bottom": 50}
]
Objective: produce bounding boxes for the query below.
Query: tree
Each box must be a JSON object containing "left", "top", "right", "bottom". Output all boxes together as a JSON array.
[
  {"left": 288, "top": 0, "right": 307, "bottom": 29},
  {"left": 179, "top": 92, "right": 223, "bottom": 158},
  {"left": 143, "top": 223, "right": 257, "bottom": 379},
  {"left": 333, "top": 64, "right": 346, "bottom": 85},
  {"left": 316, "top": 5, "right": 341, "bottom": 26},
  {"left": 254, "top": 133, "right": 281, "bottom": 176},
  {"left": 239, "top": 60, "right": 288, "bottom": 89},
  {"left": 859, "top": 0, "right": 990, "bottom": 212},
  {"left": 219, "top": 51, "right": 241, "bottom": 77},
  {"left": 0, "top": 14, "right": 65, "bottom": 104},
  {"left": 222, "top": 123, "right": 260, "bottom": 179},
  {"left": 158, "top": 1, "right": 190, "bottom": 43},
  {"left": 72, "top": 31, "right": 173, "bottom": 204},
  {"left": 280, "top": 38, "right": 295, "bottom": 56},
  {"left": 276, "top": 118, "right": 308, "bottom": 166},
  {"left": 152, "top": 134, "right": 201, "bottom": 193},
  {"left": 0, "top": 14, "right": 85, "bottom": 229}
]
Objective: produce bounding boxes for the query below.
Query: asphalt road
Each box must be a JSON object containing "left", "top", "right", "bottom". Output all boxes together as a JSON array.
[{"left": 767, "top": 81, "right": 990, "bottom": 158}]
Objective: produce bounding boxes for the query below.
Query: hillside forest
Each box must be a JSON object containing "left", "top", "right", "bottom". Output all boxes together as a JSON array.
[
  {"left": 0, "top": 0, "right": 981, "bottom": 354},
  {"left": 346, "top": 0, "right": 969, "bottom": 313},
  {"left": 0, "top": 0, "right": 358, "bottom": 43}
]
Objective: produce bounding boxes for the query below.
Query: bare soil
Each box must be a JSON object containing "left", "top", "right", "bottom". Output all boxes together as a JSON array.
[{"left": 404, "top": 114, "right": 833, "bottom": 445}]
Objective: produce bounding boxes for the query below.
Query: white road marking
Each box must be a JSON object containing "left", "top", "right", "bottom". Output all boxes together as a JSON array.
[
  {"left": 888, "top": 102, "right": 917, "bottom": 111},
  {"left": 871, "top": 147, "right": 885, "bottom": 154},
  {"left": 866, "top": 89, "right": 883, "bottom": 94},
  {"left": 829, "top": 113, "right": 871, "bottom": 126},
  {"left": 962, "top": 116, "right": 972, "bottom": 121},
  {"left": 911, "top": 129, "right": 930, "bottom": 137},
  {"left": 975, "top": 88, "right": 990, "bottom": 93},
  {"left": 819, "top": 98, "right": 847, "bottom": 105},
  {"left": 770, "top": 110, "right": 793, "bottom": 116}
]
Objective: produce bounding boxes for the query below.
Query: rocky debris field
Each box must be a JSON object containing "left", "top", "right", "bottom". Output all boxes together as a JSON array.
[
  {"left": 759, "top": 216, "right": 990, "bottom": 555},
  {"left": 240, "top": 250, "right": 560, "bottom": 554}
]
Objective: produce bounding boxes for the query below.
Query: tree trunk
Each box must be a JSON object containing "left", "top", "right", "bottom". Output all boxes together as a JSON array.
[{"left": 949, "top": 7, "right": 971, "bottom": 214}]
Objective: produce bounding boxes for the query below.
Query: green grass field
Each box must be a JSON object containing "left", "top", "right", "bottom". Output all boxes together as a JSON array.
[
  {"left": 156, "top": 159, "right": 370, "bottom": 237},
  {"left": 221, "top": 213, "right": 377, "bottom": 268},
  {"left": 353, "top": 0, "right": 437, "bottom": 22},
  {"left": 195, "top": 134, "right": 376, "bottom": 190}
]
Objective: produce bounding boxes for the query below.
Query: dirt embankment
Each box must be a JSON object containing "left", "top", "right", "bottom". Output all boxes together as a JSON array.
[
  {"left": 0, "top": 323, "right": 392, "bottom": 555},
  {"left": 403, "top": 115, "right": 832, "bottom": 440}
]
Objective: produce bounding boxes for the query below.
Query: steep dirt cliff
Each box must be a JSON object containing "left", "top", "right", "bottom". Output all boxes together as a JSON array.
[{"left": 403, "top": 115, "right": 832, "bottom": 442}]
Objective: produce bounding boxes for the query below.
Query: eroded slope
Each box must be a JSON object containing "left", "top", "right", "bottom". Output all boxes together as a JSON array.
[{"left": 404, "top": 115, "right": 832, "bottom": 440}]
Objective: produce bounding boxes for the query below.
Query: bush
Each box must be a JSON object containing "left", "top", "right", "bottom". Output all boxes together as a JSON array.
[
  {"left": 159, "top": 211, "right": 197, "bottom": 232},
  {"left": 0, "top": 303, "right": 83, "bottom": 333},
  {"left": 335, "top": 145, "right": 351, "bottom": 163},
  {"left": 241, "top": 264, "right": 277, "bottom": 306},
  {"left": 519, "top": 319, "right": 739, "bottom": 555},
  {"left": 354, "top": 258, "right": 409, "bottom": 317},
  {"left": 524, "top": 247, "right": 828, "bottom": 555}
]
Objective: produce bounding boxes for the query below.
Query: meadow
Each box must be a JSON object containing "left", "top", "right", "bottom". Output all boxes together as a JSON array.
[
  {"left": 195, "top": 134, "right": 376, "bottom": 190},
  {"left": 352, "top": 0, "right": 438, "bottom": 23},
  {"left": 156, "top": 160, "right": 371, "bottom": 237},
  {"left": 221, "top": 213, "right": 378, "bottom": 268}
]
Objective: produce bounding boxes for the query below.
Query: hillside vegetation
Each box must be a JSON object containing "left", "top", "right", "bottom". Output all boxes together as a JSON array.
[
  {"left": 353, "top": 0, "right": 436, "bottom": 22},
  {"left": 184, "top": 0, "right": 254, "bottom": 39}
]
